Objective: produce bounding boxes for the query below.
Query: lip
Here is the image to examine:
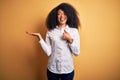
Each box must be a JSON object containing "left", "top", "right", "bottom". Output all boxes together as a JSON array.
[{"left": 60, "top": 18, "right": 65, "bottom": 21}]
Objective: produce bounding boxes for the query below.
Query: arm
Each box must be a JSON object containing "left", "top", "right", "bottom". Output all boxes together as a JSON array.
[
  {"left": 69, "top": 29, "right": 80, "bottom": 56},
  {"left": 26, "top": 31, "right": 52, "bottom": 56},
  {"left": 62, "top": 29, "right": 80, "bottom": 56},
  {"left": 39, "top": 33, "right": 52, "bottom": 56}
]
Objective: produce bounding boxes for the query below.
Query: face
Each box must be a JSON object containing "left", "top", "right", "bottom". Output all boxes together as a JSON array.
[{"left": 57, "top": 9, "right": 67, "bottom": 25}]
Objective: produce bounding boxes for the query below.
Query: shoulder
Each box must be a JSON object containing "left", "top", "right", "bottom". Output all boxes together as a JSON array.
[
  {"left": 46, "top": 28, "right": 57, "bottom": 36},
  {"left": 47, "top": 28, "right": 56, "bottom": 33},
  {"left": 68, "top": 27, "right": 78, "bottom": 33}
]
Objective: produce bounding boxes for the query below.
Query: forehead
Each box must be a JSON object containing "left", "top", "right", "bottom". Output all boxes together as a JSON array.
[{"left": 58, "top": 9, "right": 65, "bottom": 13}]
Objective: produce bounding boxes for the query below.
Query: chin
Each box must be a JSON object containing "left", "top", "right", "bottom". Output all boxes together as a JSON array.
[{"left": 59, "top": 22, "right": 67, "bottom": 25}]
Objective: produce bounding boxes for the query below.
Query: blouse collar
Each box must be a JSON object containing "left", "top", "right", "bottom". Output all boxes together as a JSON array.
[{"left": 56, "top": 24, "right": 69, "bottom": 30}]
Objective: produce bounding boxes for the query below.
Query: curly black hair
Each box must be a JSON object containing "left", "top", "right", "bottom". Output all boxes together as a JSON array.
[{"left": 46, "top": 3, "right": 80, "bottom": 30}]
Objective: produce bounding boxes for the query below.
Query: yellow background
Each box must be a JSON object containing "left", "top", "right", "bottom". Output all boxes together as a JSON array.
[{"left": 0, "top": 0, "right": 120, "bottom": 80}]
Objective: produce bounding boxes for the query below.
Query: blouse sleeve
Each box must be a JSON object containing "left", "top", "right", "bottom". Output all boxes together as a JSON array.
[
  {"left": 69, "top": 29, "right": 80, "bottom": 56},
  {"left": 39, "top": 32, "right": 52, "bottom": 56}
]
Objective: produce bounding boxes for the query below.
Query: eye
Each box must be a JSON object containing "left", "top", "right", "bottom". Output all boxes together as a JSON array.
[
  {"left": 63, "top": 12, "right": 66, "bottom": 16},
  {"left": 57, "top": 13, "right": 61, "bottom": 15}
]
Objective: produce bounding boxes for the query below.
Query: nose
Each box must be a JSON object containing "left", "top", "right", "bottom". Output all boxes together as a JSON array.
[{"left": 61, "top": 14, "right": 64, "bottom": 17}]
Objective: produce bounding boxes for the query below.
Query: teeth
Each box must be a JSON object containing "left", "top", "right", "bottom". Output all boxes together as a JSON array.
[{"left": 61, "top": 18, "right": 64, "bottom": 21}]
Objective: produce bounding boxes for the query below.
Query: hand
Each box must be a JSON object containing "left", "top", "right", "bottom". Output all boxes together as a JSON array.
[
  {"left": 26, "top": 31, "right": 42, "bottom": 40},
  {"left": 62, "top": 30, "right": 73, "bottom": 44}
]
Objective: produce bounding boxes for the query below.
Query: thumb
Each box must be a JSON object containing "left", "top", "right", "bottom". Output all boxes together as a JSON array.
[{"left": 64, "top": 30, "right": 67, "bottom": 33}]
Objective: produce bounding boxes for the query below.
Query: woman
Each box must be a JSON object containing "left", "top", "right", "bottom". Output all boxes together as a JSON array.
[{"left": 27, "top": 3, "right": 80, "bottom": 80}]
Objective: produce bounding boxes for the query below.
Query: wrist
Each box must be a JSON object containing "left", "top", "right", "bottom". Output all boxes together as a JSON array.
[
  {"left": 68, "top": 38, "right": 73, "bottom": 44},
  {"left": 38, "top": 35, "right": 42, "bottom": 40}
]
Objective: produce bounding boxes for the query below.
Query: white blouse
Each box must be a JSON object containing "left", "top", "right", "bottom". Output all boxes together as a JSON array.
[{"left": 39, "top": 25, "right": 80, "bottom": 74}]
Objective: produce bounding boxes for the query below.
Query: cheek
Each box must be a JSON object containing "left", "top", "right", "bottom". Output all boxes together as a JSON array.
[
  {"left": 65, "top": 16, "right": 67, "bottom": 21},
  {"left": 57, "top": 15, "right": 60, "bottom": 20},
  {"left": 64, "top": 15, "right": 67, "bottom": 19},
  {"left": 62, "top": 15, "right": 67, "bottom": 19}
]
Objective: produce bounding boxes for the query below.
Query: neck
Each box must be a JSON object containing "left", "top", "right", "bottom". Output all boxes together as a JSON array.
[{"left": 58, "top": 24, "right": 66, "bottom": 29}]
